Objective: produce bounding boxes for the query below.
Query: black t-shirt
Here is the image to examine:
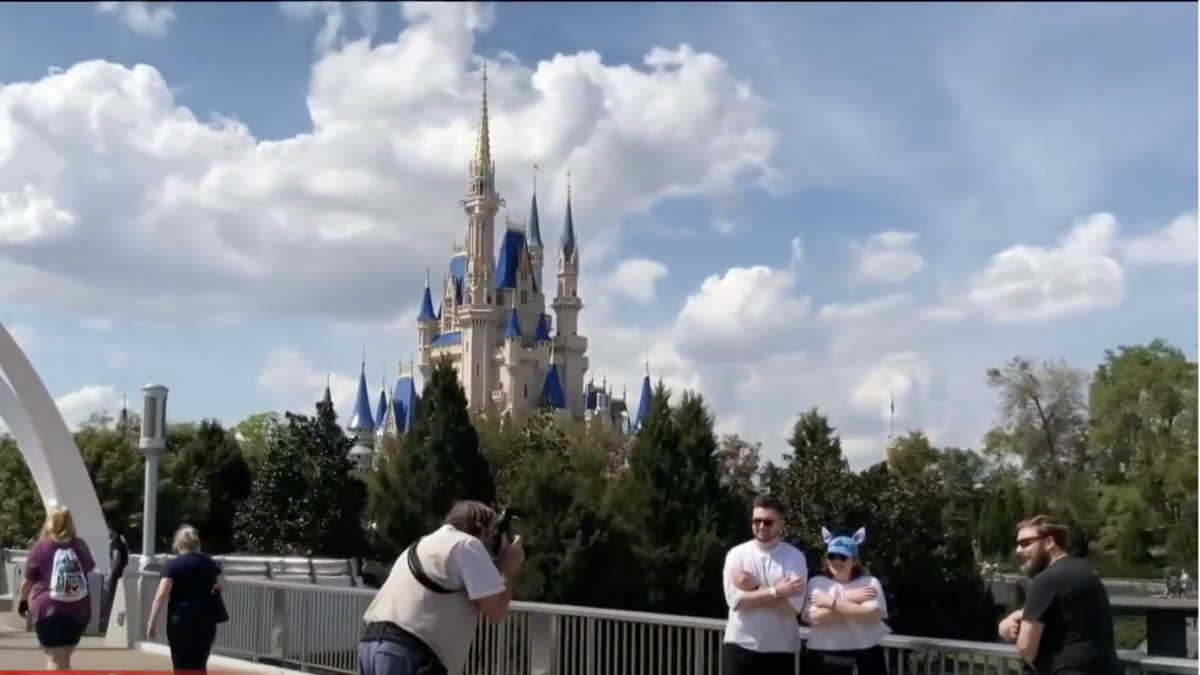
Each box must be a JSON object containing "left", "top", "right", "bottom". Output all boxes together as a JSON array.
[
  {"left": 165, "top": 552, "right": 222, "bottom": 622},
  {"left": 109, "top": 537, "right": 129, "bottom": 578},
  {"left": 1023, "top": 557, "right": 1121, "bottom": 675}
]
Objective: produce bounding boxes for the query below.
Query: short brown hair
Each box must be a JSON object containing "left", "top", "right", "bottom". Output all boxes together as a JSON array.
[
  {"left": 444, "top": 501, "right": 497, "bottom": 538},
  {"left": 1017, "top": 515, "right": 1068, "bottom": 548},
  {"left": 753, "top": 495, "right": 787, "bottom": 517}
]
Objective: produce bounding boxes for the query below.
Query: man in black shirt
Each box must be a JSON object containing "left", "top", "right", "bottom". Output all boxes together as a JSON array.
[
  {"left": 999, "top": 515, "right": 1121, "bottom": 675},
  {"left": 104, "top": 527, "right": 130, "bottom": 622}
]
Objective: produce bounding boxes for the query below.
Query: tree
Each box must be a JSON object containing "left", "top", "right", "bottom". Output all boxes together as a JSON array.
[
  {"left": 366, "top": 357, "right": 494, "bottom": 558},
  {"left": 716, "top": 433, "right": 762, "bottom": 504},
  {"left": 234, "top": 412, "right": 284, "bottom": 467},
  {"left": 236, "top": 399, "right": 367, "bottom": 557},
  {"left": 171, "top": 419, "right": 253, "bottom": 554},
  {"left": 614, "top": 386, "right": 741, "bottom": 617},
  {"left": 779, "top": 408, "right": 851, "bottom": 547},
  {"left": 885, "top": 430, "right": 940, "bottom": 477},
  {"left": 0, "top": 433, "right": 43, "bottom": 546}
]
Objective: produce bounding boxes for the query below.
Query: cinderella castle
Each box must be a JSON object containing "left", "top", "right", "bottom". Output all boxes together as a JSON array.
[{"left": 331, "top": 68, "right": 652, "bottom": 469}]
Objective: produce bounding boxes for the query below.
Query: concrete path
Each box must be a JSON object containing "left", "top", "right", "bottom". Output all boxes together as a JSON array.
[{"left": 0, "top": 625, "right": 254, "bottom": 671}]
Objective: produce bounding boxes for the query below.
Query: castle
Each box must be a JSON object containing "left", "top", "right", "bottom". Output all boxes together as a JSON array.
[{"left": 333, "top": 68, "right": 652, "bottom": 469}]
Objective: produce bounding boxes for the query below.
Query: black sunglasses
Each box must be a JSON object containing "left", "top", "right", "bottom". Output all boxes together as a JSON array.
[
  {"left": 826, "top": 553, "right": 849, "bottom": 562},
  {"left": 752, "top": 518, "right": 777, "bottom": 528}
]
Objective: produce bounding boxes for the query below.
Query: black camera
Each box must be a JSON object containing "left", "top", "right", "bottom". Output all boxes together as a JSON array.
[{"left": 490, "top": 507, "right": 522, "bottom": 557}]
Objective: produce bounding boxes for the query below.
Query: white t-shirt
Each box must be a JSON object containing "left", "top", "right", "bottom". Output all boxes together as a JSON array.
[
  {"left": 439, "top": 530, "right": 508, "bottom": 601},
  {"left": 723, "top": 540, "right": 809, "bottom": 654},
  {"left": 804, "top": 574, "right": 891, "bottom": 651}
]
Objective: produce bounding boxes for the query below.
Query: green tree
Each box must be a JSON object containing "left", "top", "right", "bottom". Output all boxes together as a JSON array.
[
  {"left": 885, "top": 430, "right": 940, "bottom": 477},
  {"left": 614, "top": 386, "right": 741, "bottom": 617},
  {"left": 234, "top": 411, "right": 284, "bottom": 468},
  {"left": 779, "top": 408, "right": 851, "bottom": 546},
  {"left": 236, "top": 398, "right": 367, "bottom": 557},
  {"left": 366, "top": 357, "right": 494, "bottom": 557},
  {"left": 171, "top": 419, "right": 253, "bottom": 554},
  {"left": 0, "top": 433, "right": 43, "bottom": 546},
  {"left": 716, "top": 433, "right": 762, "bottom": 504}
]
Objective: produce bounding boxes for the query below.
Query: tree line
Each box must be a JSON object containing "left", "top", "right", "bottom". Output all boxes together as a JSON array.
[{"left": 0, "top": 338, "right": 1193, "bottom": 645}]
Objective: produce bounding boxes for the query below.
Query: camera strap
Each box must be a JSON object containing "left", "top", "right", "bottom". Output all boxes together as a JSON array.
[{"left": 406, "top": 538, "right": 457, "bottom": 595}]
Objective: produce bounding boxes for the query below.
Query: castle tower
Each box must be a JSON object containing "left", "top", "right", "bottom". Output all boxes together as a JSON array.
[
  {"left": 417, "top": 271, "right": 438, "bottom": 379},
  {"left": 527, "top": 169, "right": 545, "bottom": 294},
  {"left": 347, "top": 361, "right": 377, "bottom": 473},
  {"left": 458, "top": 65, "right": 504, "bottom": 407},
  {"left": 551, "top": 177, "right": 588, "bottom": 415}
]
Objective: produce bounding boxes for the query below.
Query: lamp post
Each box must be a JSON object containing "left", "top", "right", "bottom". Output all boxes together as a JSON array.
[{"left": 139, "top": 383, "right": 169, "bottom": 569}]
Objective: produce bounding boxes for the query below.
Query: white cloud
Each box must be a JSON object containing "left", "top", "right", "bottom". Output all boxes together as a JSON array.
[
  {"left": 0, "top": 4, "right": 775, "bottom": 325},
  {"left": 602, "top": 259, "right": 668, "bottom": 303},
  {"left": 854, "top": 231, "right": 924, "bottom": 284},
  {"left": 257, "top": 348, "right": 359, "bottom": 416},
  {"left": 0, "top": 383, "right": 119, "bottom": 433},
  {"left": 95, "top": 1, "right": 176, "bottom": 38},
  {"left": 280, "top": 1, "right": 380, "bottom": 53},
  {"left": 968, "top": 213, "right": 1124, "bottom": 323},
  {"left": 1121, "top": 211, "right": 1198, "bottom": 266},
  {"left": 789, "top": 236, "right": 804, "bottom": 267}
]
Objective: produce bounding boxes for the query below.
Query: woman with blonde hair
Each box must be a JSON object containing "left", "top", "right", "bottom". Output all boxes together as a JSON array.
[
  {"left": 18, "top": 504, "right": 97, "bottom": 669},
  {"left": 146, "top": 525, "right": 229, "bottom": 673}
]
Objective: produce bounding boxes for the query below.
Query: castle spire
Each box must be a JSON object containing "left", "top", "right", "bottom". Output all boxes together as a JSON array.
[{"left": 471, "top": 63, "right": 492, "bottom": 179}]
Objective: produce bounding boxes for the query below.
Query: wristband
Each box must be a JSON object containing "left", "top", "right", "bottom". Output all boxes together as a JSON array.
[{"left": 770, "top": 586, "right": 779, "bottom": 599}]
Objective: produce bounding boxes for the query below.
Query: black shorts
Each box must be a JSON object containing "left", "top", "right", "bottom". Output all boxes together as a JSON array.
[
  {"left": 723, "top": 643, "right": 795, "bottom": 675},
  {"left": 35, "top": 614, "right": 87, "bottom": 648}
]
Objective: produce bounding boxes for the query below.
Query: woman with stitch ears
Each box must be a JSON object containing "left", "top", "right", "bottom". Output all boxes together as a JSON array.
[{"left": 801, "top": 527, "right": 890, "bottom": 675}]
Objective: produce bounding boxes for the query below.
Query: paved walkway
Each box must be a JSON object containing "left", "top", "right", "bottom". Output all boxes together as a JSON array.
[{"left": 0, "top": 625, "right": 255, "bottom": 671}]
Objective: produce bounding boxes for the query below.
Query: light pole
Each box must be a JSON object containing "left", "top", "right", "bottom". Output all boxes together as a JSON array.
[{"left": 139, "top": 383, "right": 169, "bottom": 569}]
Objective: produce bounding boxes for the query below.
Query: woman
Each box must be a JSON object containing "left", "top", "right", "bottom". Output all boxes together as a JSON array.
[
  {"left": 18, "top": 504, "right": 97, "bottom": 670},
  {"left": 802, "top": 527, "right": 890, "bottom": 675},
  {"left": 146, "top": 525, "right": 228, "bottom": 674}
]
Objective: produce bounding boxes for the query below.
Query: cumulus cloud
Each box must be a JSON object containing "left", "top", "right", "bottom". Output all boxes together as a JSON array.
[
  {"left": 280, "top": 1, "right": 380, "bottom": 53},
  {"left": 0, "top": 3, "right": 775, "bottom": 325},
  {"left": 968, "top": 213, "right": 1124, "bottom": 323},
  {"left": 854, "top": 232, "right": 924, "bottom": 284},
  {"left": 1121, "top": 211, "right": 1198, "bottom": 266},
  {"left": 0, "top": 382, "right": 121, "bottom": 433},
  {"left": 601, "top": 259, "right": 669, "bottom": 304},
  {"left": 95, "top": 1, "right": 176, "bottom": 37}
]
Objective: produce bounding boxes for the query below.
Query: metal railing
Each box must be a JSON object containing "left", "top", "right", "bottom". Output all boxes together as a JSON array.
[{"left": 132, "top": 575, "right": 1195, "bottom": 675}]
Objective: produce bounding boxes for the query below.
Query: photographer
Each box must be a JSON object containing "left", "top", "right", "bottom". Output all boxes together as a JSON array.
[{"left": 358, "top": 501, "right": 525, "bottom": 675}]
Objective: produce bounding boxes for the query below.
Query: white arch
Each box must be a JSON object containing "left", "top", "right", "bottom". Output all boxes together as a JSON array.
[{"left": 0, "top": 320, "right": 108, "bottom": 570}]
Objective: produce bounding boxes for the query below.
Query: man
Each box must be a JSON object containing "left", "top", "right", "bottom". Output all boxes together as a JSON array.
[
  {"left": 358, "top": 501, "right": 525, "bottom": 675},
  {"left": 998, "top": 515, "right": 1120, "bottom": 675},
  {"left": 722, "top": 495, "right": 809, "bottom": 675},
  {"left": 104, "top": 527, "right": 129, "bottom": 622}
]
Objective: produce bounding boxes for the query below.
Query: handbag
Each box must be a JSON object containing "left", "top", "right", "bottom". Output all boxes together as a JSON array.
[{"left": 213, "top": 588, "right": 230, "bottom": 624}]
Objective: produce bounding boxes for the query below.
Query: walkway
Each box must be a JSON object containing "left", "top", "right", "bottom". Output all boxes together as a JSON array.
[{"left": 0, "top": 626, "right": 259, "bottom": 672}]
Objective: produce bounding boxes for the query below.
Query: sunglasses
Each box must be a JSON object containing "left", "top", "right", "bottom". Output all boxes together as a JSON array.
[
  {"left": 826, "top": 553, "right": 849, "bottom": 562},
  {"left": 752, "top": 518, "right": 777, "bottom": 528},
  {"left": 1016, "top": 535, "right": 1046, "bottom": 549}
]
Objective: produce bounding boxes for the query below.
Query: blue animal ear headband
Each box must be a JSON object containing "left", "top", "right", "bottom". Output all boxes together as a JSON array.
[{"left": 821, "top": 526, "right": 867, "bottom": 558}]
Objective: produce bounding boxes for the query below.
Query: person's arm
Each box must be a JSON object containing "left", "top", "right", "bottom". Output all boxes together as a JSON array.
[
  {"left": 76, "top": 539, "right": 97, "bottom": 575},
  {"left": 147, "top": 561, "right": 178, "bottom": 630},
  {"left": 832, "top": 578, "right": 887, "bottom": 622},
  {"left": 454, "top": 538, "right": 513, "bottom": 624},
  {"left": 19, "top": 543, "right": 42, "bottom": 610},
  {"left": 1016, "top": 575, "right": 1052, "bottom": 663},
  {"left": 724, "top": 551, "right": 778, "bottom": 611},
  {"left": 778, "top": 548, "right": 809, "bottom": 615}
]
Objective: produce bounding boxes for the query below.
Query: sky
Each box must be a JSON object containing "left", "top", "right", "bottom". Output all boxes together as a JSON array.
[{"left": 0, "top": 1, "right": 1196, "bottom": 468}]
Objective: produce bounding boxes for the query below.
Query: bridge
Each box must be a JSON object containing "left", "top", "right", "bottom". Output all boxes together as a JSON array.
[{"left": 1, "top": 550, "right": 1194, "bottom": 675}]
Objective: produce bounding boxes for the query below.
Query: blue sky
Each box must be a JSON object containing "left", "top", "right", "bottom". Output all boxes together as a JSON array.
[{"left": 0, "top": 2, "right": 1195, "bottom": 466}]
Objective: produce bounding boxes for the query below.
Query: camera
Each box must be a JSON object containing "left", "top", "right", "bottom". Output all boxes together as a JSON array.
[{"left": 490, "top": 507, "right": 522, "bottom": 557}]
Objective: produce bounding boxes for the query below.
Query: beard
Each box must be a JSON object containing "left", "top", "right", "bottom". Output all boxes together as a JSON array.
[{"left": 1022, "top": 549, "right": 1052, "bottom": 578}]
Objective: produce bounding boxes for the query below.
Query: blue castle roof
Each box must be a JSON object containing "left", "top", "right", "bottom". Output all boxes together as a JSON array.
[
  {"left": 392, "top": 375, "right": 419, "bottom": 434},
  {"left": 633, "top": 374, "right": 652, "bottom": 431},
  {"left": 560, "top": 192, "right": 576, "bottom": 258},
  {"left": 373, "top": 387, "right": 388, "bottom": 432},
  {"left": 528, "top": 190, "right": 543, "bottom": 248},
  {"left": 418, "top": 277, "right": 437, "bottom": 322},
  {"left": 540, "top": 364, "right": 567, "bottom": 410},
  {"left": 534, "top": 313, "right": 552, "bottom": 342},
  {"left": 504, "top": 307, "right": 522, "bottom": 340},
  {"left": 347, "top": 370, "right": 375, "bottom": 432}
]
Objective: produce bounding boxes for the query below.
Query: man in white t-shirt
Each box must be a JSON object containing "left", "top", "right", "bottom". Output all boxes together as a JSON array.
[
  {"left": 359, "top": 501, "right": 525, "bottom": 675},
  {"left": 722, "top": 495, "right": 809, "bottom": 675}
]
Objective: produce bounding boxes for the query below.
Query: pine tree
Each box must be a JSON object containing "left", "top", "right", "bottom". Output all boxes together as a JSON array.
[
  {"left": 779, "top": 408, "right": 851, "bottom": 546},
  {"left": 616, "top": 385, "right": 739, "bottom": 616},
  {"left": 367, "top": 357, "right": 494, "bottom": 557}
]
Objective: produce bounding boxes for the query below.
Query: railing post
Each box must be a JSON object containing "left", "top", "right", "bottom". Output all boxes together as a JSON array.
[
  {"left": 268, "top": 585, "right": 288, "bottom": 659},
  {"left": 583, "top": 616, "right": 596, "bottom": 675},
  {"left": 528, "top": 612, "right": 558, "bottom": 675}
]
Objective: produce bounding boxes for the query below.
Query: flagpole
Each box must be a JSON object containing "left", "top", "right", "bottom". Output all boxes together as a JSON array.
[{"left": 888, "top": 391, "right": 895, "bottom": 441}]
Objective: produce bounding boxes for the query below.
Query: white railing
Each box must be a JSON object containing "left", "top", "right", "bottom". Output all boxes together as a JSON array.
[{"left": 131, "top": 575, "right": 1195, "bottom": 675}]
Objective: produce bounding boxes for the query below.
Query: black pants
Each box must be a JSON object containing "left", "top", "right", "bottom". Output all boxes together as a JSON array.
[
  {"left": 804, "top": 646, "right": 887, "bottom": 675},
  {"left": 35, "top": 615, "right": 86, "bottom": 649},
  {"left": 723, "top": 643, "right": 795, "bottom": 675},
  {"left": 167, "top": 614, "right": 217, "bottom": 673}
]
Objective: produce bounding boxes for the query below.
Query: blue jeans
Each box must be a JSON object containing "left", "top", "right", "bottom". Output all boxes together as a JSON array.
[{"left": 357, "top": 636, "right": 446, "bottom": 675}]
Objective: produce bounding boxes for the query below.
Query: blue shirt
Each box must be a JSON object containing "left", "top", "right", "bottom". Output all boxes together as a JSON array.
[{"left": 165, "top": 552, "right": 222, "bottom": 621}]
